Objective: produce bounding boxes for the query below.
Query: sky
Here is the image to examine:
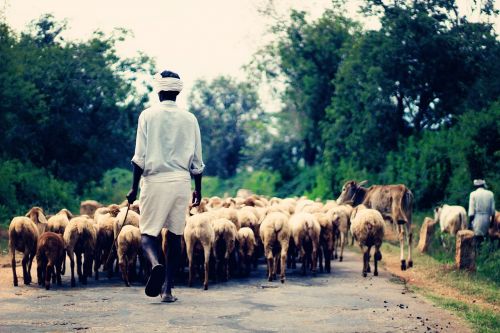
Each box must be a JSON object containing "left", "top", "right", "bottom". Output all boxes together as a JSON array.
[{"left": 1, "top": 0, "right": 498, "bottom": 109}]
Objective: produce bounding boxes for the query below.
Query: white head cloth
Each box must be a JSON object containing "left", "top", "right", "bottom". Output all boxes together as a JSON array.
[
  {"left": 153, "top": 72, "right": 183, "bottom": 93},
  {"left": 473, "top": 179, "right": 486, "bottom": 186}
]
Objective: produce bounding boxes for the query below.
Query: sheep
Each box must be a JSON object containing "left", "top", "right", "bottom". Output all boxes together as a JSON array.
[
  {"left": 116, "top": 225, "right": 142, "bottom": 287},
  {"left": 208, "top": 196, "right": 223, "bottom": 209},
  {"left": 80, "top": 200, "right": 102, "bottom": 218},
  {"left": 94, "top": 214, "right": 116, "bottom": 280},
  {"left": 259, "top": 211, "right": 291, "bottom": 283},
  {"left": 350, "top": 205, "right": 385, "bottom": 277},
  {"left": 36, "top": 232, "right": 65, "bottom": 290},
  {"left": 289, "top": 212, "right": 321, "bottom": 276},
  {"left": 212, "top": 218, "right": 237, "bottom": 282},
  {"left": 64, "top": 215, "right": 97, "bottom": 287},
  {"left": 47, "top": 208, "right": 73, "bottom": 235},
  {"left": 434, "top": 204, "right": 467, "bottom": 237},
  {"left": 8, "top": 207, "right": 48, "bottom": 286},
  {"left": 184, "top": 212, "right": 215, "bottom": 290},
  {"left": 130, "top": 200, "right": 141, "bottom": 215},
  {"left": 236, "top": 227, "right": 256, "bottom": 276},
  {"left": 113, "top": 207, "right": 140, "bottom": 243},
  {"left": 327, "top": 204, "right": 353, "bottom": 262},
  {"left": 489, "top": 211, "right": 500, "bottom": 247},
  {"left": 212, "top": 207, "right": 240, "bottom": 230},
  {"left": 94, "top": 204, "right": 121, "bottom": 225},
  {"left": 314, "top": 212, "right": 335, "bottom": 273}
]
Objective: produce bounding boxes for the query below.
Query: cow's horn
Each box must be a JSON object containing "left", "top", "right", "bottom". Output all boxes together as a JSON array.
[{"left": 358, "top": 180, "right": 368, "bottom": 186}]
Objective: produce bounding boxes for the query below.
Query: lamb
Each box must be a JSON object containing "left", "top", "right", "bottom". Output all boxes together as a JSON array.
[
  {"left": 434, "top": 204, "right": 467, "bottom": 236},
  {"left": 8, "top": 207, "right": 48, "bottom": 286},
  {"left": 259, "top": 211, "right": 291, "bottom": 283},
  {"left": 314, "top": 212, "right": 334, "bottom": 273},
  {"left": 236, "top": 227, "right": 256, "bottom": 276},
  {"left": 212, "top": 218, "right": 237, "bottom": 281},
  {"left": 184, "top": 212, "right": 215, "bottom": 290},
  {"left": 80, "top": 200, "right": 102, "bottom": 218},
  {"left": 350, "top": 205, "right": 385, "bottom": 277},
  {"left": 289, "top": 212, "right": 321, "bottom": 276},
  {"left": 63, "top": 215, "right": 97, "bottom": 286},
  {"left": 47, "top": 208, "right": 73, "bottom": 235},
  {"left": 212, "top": 207, "right": 240, "bottom": 230},
  {"left": 327, "top": 204, "right": 353, "bottom": 262},
  {"left": 116, "top": 225, "right": 142, "bottom": 287},
  {"left": 36, "top": 232, "right": 65, "bottom": 290}
]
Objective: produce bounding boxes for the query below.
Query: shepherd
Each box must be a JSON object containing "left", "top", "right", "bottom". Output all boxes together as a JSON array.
[
  {"left": 468, "top": 179, "right": 495, "bottom": 247},
  {"left": 126, "top": 70, "right": 204, "bottom": 303}
]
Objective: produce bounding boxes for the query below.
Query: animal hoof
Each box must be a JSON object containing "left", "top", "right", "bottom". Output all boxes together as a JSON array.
[
  {"left": 374, "top": 271, "right": 378, "bottom": 276},
  {"left": 408, "top": 260, "right": 413, "bottom": 268},
  {"left": 339, "top": 256, "right": 343, "bottom": 262},
  {"left": 281, "top": 278, "right": 285, "bottom": 284},
  {"left": 13, "top": 281, "right": 18, "bottom": 287},
  {"left": 268, "top": 277, "right": 272, "bottom": 282},
  {"left": 366, "top": 266, "right": 371, "bottom": 273},
  {"left": 204, "top": 285, "right": 208, "bottom": 290},
  {"left": 45, "top": 284, "right": 50, "bottom": 290},
  {"left": 71, "top": 280, "right": 76, "bottom": 287},
  {"left": 362, "top": 272, "right": 367, "bottom": 277},
  {"left": 401, "top": 260, "right": 407, "bottom": 271},
  {"left": 334, "top": 254, "right": 338, "bottom": 259}
]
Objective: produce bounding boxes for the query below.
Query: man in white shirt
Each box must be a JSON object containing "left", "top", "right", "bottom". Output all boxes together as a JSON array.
[
  {"left": 127, "top": 70, "right": 204, "bottom": 302},
  {"left": 468, "top": 179, "right": 495, "bottom": 245}
]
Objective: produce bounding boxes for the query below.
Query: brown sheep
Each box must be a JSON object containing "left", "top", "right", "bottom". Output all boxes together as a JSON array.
[
  {"left": 117, "top": 225, "right": 142, "bottom": 287},
  {"left": 8, "top": 207, "right": 48, "bottom": 286},
  {"left": 236, "top": 227, "right": 256, "bottom": 276},
  {"left": 289, "top": 212, "right": 321, "bottom": 276},
  {"left": 64, "top": 215, "right": 97, "bottom": 287},
  {"left": 184, "top": 212, "right": 215, "bottom": 290},
  {"left": 212, "top": 218, "right": 237, "bottom": 282},
  {"left": 259, "top": 211, "right": 291, "bottom": 283},
  {"left": 94, "top": 215, "right": 116, "bottom": 280},
  {"left": 36, "top": 232, "right": 65, "bottom": 290},
  {"left": 350, "top": 205, "right": 385, "bottom": 277},
  {"left": 80, "top": 200, "right": 102, "bottom": 218}
]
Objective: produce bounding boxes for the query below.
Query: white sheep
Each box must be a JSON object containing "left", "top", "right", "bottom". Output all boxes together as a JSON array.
[
  {"left": 8, "top": 207, "right": 48, "bottom": 286},
  {"left": 434, "top": 204, "right": 467, "bottom": 236},
  {"left": 184, "top": 212, "right": 215, "bottom": 290},
  {"left": 212, "top": 218, "right": 237, "bottom": 282},
  {"left": 63, "top": 215, "right": 97, "bottom": 286},
  {"left": 327, "top": 204, "right": 353, "bottom": 262},
  {"left": 116, "top": 225, "right": 142, "bottom": 287},
  {"left": 47, "top": 208, "right": 73, "bottom": 235},
  {"left": 314, "top": 212, "right": 334, "bottom": 273},
  {"left": 350, "top": 205, "right": 385, "bottom": 277},
  {"left": 259, "top": 211, "right": 291, "bottom": 283},
  {"left": 236, "top": 227, "right": 256, "bottom": 276},
  {"left": 289, "top": 212, "right": 321, "bottom": 275}
]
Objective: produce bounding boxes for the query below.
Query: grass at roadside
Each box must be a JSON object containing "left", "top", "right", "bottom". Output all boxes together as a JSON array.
[{"left": 412, "top": 287, "right": 500, "bottom": 333}]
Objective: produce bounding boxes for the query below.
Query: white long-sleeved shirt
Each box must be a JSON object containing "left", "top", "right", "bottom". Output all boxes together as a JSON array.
[
  {"left": 468, "top": 187, "right": 495, "bottom": 216},
  {"left": 131, "top": 100, "right": 205, "bottom": 180}
]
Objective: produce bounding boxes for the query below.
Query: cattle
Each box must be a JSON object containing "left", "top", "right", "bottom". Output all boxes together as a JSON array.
[
  {"left": 488, "top": 211, "right": 500, "bottom": 248},
  {"left": 434, "top": 204, "right": 467, "bottom": 236},
  {"left": 336, "top": 180, "right": 414, "bottom": 270}
]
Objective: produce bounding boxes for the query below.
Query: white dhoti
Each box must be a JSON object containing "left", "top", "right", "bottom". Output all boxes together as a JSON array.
[
  {"left": 472, "top": 213, "right": 491, "bottom": 237},
  {"left": 139, "top": 172, "right": 191, "bottom": 236}
]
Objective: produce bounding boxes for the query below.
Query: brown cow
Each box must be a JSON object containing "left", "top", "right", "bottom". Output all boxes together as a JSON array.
[
  {"left": 337, "top": 180, "right": 414, "bottom": 270},
  {"left": 488, "top": 211, "right": 500, "bottom": 247}
]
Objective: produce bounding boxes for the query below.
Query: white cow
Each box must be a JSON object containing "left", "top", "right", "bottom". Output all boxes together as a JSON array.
[{"left": 434, "top": 204, "right": 467, "bottom": 239}]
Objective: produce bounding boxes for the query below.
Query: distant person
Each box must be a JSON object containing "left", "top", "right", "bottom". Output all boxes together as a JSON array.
[
  {"left": 127, "top": 70, "right": 204, "bottom": 303},
  {"left": 468, "top": 179, "right": 495, "bottom": 245}
]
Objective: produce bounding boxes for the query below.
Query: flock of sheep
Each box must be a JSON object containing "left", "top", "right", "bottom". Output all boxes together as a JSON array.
[{"left": 7, "top": 193, "right": 388, "bottom": 291}]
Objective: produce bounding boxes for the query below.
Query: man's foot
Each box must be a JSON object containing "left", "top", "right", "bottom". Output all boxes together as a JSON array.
[
  {"left": 145, "top": 264, "right": 165, "bottom": 297},
  {"left": 161, "top": 294, "right": 178, "bottom": 303}
]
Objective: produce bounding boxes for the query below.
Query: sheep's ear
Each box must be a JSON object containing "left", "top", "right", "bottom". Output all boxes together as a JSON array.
[
  {"left": 36, "top": 209, "right": 48, "bottom": 225},
  {"left": 66, "top": 209, "right": 74, "bottom": 219},
  {"left": 25, "top": 208, "right": 32, "bottom": 217},
  {"left": 358, "top": 180, "right": 368, "bottom": 187}
]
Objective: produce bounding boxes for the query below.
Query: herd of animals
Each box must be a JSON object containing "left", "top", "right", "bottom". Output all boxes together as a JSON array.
[{"left": 6, "top": 180, "right": 500, "bottom": 291}]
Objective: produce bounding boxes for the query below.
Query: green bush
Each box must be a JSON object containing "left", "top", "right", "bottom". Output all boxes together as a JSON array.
[
  {"left": 476, "top": 241, "right": 500, "bottom": 285},
  {"left": 0, "top": 159, "right": 78, "bottom": 226},
  {"left": 83, "top": 168, "right": 132, "bottom": 205}
]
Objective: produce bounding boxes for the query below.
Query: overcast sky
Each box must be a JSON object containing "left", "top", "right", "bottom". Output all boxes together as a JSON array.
[{"left": 1, "top": 0, "right": 498, "bottom": 109}]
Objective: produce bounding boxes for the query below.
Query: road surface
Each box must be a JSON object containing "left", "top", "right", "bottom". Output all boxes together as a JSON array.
[{"left": 0, "top": 250, "right": 470, "bottom": 332}]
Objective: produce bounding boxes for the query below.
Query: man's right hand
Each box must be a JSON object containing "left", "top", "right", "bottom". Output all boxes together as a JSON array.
[{"left": 127, "top": 188, "right": 138, "bottom": 204}]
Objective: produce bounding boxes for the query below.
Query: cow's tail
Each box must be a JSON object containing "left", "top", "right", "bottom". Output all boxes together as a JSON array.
[{"left": 398, "top": 188, "right": 413, "bottom": 225}]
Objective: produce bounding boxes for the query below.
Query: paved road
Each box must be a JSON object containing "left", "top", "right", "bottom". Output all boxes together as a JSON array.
[{"left": 0, "top": 250, "right": 470, "bottom": 332}]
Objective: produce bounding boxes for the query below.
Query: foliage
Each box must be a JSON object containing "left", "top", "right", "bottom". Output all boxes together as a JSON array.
[
  {"left": 188, "top": 76, "right": 263, "bottom": 179},
  {"left": 83, "top": 168, "right": 132, "bottom": 205},
  {"left": 200, "top": 170, "right": 281, "bottom": 198},
  {"left": 0, "top": 15, "right": 154, "bottom": 191},
  {"left": 0, "top": 159, "right": 78, "bottom": 226}
]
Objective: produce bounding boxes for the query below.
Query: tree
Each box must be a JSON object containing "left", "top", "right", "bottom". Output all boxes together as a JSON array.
[
  {"left": 188, "top": 76, "right": 262, "bottom": 179},
  {"left": 0, "top": 15, "right": 154, "bottom": 190}
]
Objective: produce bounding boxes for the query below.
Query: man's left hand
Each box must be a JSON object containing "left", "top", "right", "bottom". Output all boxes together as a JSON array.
[{"left": 192, "top": 190, "right": 202, "bottom": 207}]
